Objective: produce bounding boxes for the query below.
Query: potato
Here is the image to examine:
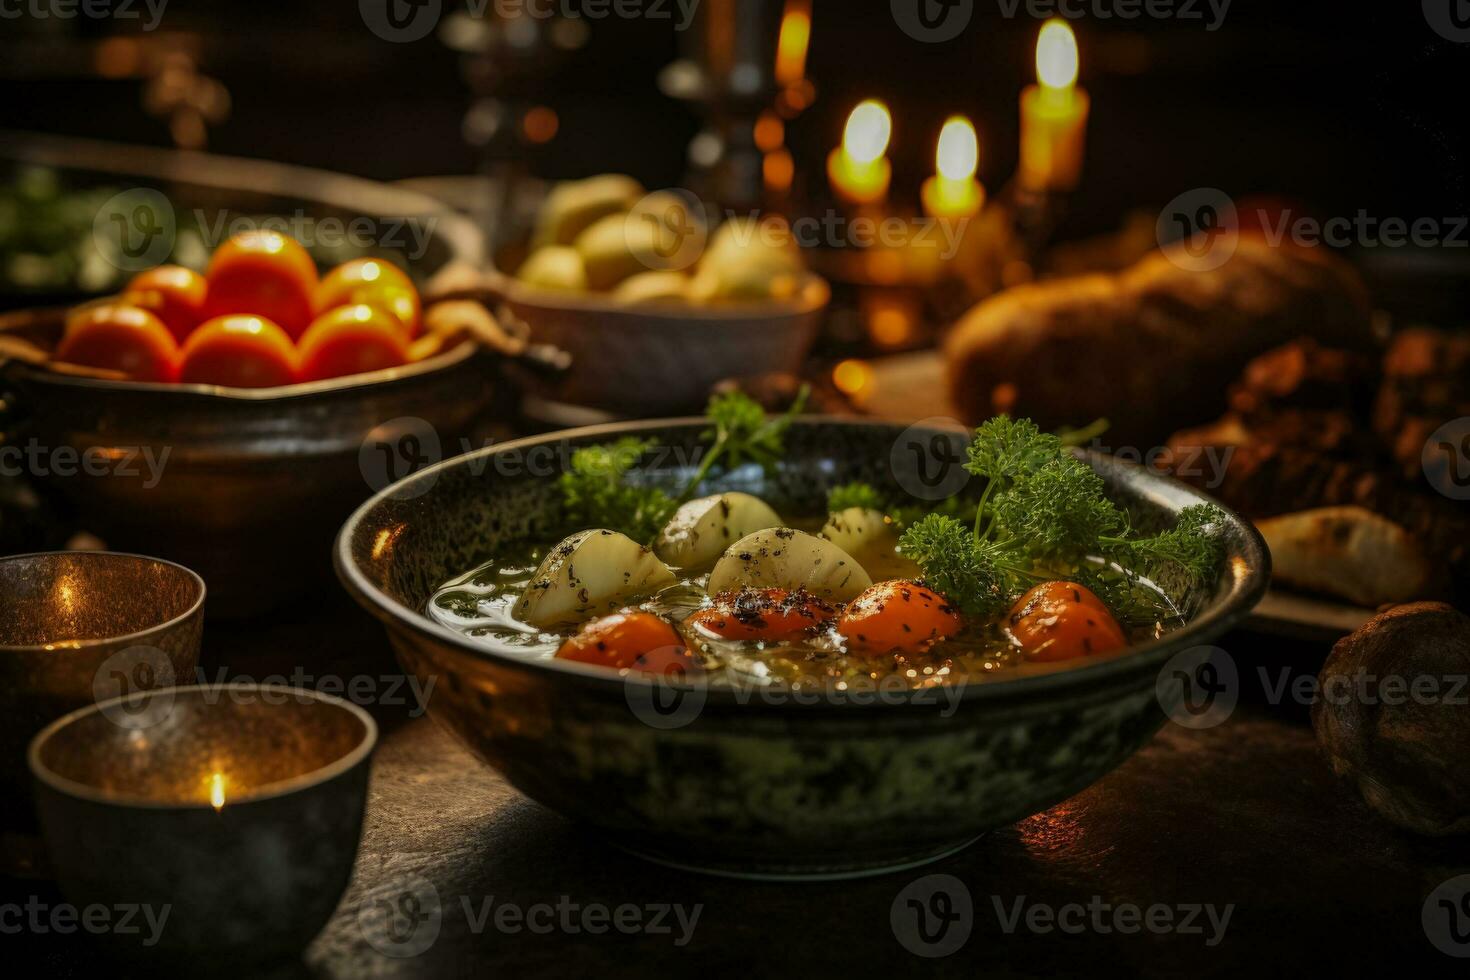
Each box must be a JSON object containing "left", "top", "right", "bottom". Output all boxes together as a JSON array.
[
  {"left": 707, "top": 528, "right": 872, "bottom": 602},
  {"left": 1312, "top": 602, "right": 1470, "bottom": 836},
  {"left": 531, "top": 174, "right": 644, "bottom": 248},
  {"left": 821, "top": 507, "right": 919, "bottom": 580},
  {"left": 574, "top": 213, "right": 668, "bottom": 291},
  {"left": 516, "top": 246, "right": 588, "bottom": 293},
  {"left": 513, "top": 529, "right": 677, "bottom": 627},
  {"left": 687, "top": 263, "right": 803, "bottom": 303},
  {"left": 701, "top": 217, "right": 803, "bottom": 275},
  {"left": 655, "top": 492, "right": 782, "bottom": 570},
  {"left": 613, "top": 270, "right": 691, "bottom": 305}
]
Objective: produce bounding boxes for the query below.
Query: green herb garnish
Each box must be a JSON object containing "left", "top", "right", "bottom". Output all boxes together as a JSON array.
[
  {"left": 559, "top": 388, "right": 808, "bottom": 540},
  {"left": 897, "top": 417, "right": 1225, "bottom": 623}
]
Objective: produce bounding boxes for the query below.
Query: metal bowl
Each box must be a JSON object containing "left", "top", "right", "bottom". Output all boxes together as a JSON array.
[
  {"left": 0, "top": 131, "right": 525, "bottom": 617},
  {"left": 4, "top": 340, "right": 506, "bottom": 618},
  {"left": 29, "top": 683, "right": 376, "bottom": 967},
  {"left": 0, "top": 551, "right": 204, "bottom": 845},
  {"left": 335, "top": 418, "right": 1269, "bottom": 878}
]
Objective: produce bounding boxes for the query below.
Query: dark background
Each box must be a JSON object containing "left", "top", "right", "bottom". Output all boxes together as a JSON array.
[{"left": 2, "top": 0, "right": 1468, "bottom": 241}]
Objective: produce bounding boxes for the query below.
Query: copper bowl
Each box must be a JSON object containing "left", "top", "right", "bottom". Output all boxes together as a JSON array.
[
  {"left": 29, "top": 683, "right": 375, "bottom": 967},
  {"left": 0, "top": 551, "right": 204, "bottom": 844}
]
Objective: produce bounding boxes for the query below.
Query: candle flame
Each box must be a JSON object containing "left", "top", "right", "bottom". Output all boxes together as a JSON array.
[
  {"left": 209, "top": 771, "right": 226, "bottom": 810},
  {"left": 936, "top": 116, "right": 979, "bottom": 182},
  {"left": 842, "top": 100, "right": 892, "bottom": 166},
  {"left": 1036, "top": 19, "right": 1079, "bottom": 92},
  {"left": 775, "top": 1, "right": 811, "bottom": 87}
]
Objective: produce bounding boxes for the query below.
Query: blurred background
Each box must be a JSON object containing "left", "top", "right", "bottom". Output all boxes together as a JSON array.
[{"left": 2, "top": 0, "right": 1467, "bottom": 269}]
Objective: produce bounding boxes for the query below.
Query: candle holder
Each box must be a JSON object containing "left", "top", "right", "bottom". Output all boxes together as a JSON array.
[
  {"left": 29, "top": 684, "right": 377, "bottom": 967},
  {"left": 0, "top": 551, "right": 204, "bottom": 870}
]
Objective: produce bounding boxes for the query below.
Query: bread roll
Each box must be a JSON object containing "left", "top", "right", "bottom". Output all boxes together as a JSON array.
[{"left": 945, "top": 240, "right": 1374, "bottom": 446}]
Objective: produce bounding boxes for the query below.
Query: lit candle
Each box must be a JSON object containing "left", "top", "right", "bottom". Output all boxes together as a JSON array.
[
  {"left": 922, "top": 116, "right": 985, "bottom": 218},
  {"left": 1019, "top": 18, "right": 1090, "bottom": 191},
  {"left": 209, "top": 770, "right": 226, "bottom": 811},
  {"left": 774, "top": 0, "right": 812, "bottom": 88},
  {"left": 827, "top": 100, "right": 893, "bottom": 206}
]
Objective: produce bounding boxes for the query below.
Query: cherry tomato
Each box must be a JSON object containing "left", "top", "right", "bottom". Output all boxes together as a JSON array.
[
  {"left": 296, "top": 305, "right": 410, "bottom": 382},
  {"left": 123, "top": 265, "right": 208, "bottom": 344},
  {"left": 838, "top": 580, "right": 963, "bottom": 655},
  {"left": 685, "top": 587, "right": 836, "bottom": 642},
  {"left": 314, "top": 258, "right": 421, "bottom": 339},
  {"left": 204, "top": 231, "right": 318, "bottom": 339},
  {"left": 1006, "top": 580, "right": 1126, "bottom": 663},
  {"left": 56, "top": 304, "right": 179, "bottom": 382},
  {"left": 556, "top": 612, "right": 694, "bottom": 674},
  {"left": 179, "top": 315, "right": 299, "bottom": 388}
]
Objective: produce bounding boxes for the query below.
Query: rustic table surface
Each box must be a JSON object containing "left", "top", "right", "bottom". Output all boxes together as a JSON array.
[{"left": 10, "top": 592, "right": 1468, "bottom": 978}]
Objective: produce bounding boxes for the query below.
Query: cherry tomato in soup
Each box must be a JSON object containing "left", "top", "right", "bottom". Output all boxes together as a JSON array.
[
  {"left": 838, "top": 580, "right": 963, "bottom": 655},
  {"left": 685, "top": 588, "right": 836, "bottom": 643},
  {"left": 314, "top": 258, "right": 421, "bottom": 339},
  {"left": 296, "top": 305, "right": 410, "bottom": 382},
  {"left": 204, "top": 231, "right": 318, "bottom": 339},
  {"left": 556, "top": 612, "right": 694, "bottom": 674},
  {"left": 179, "top": 315, "right": 298, "bottom": 388},
  {"left": 1006, "top": 580, "right": 1126, "bottom": 663},
  {"left": 123, "top": 265, "right": 208, "bottom": 344},
  {"left": 56, "top": 305, "right": 179, "bottom": 382}
]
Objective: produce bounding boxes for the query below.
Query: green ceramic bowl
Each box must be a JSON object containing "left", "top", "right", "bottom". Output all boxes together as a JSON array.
[{"left": 335, "top": 418, "right": 1268, "bottom": 878}]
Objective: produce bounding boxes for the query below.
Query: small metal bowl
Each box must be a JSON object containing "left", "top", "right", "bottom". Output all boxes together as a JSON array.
[
  {"left": 29, "top": 683, "right": 376, "bottom": 967},
  {"left": 0, "top": 551, "right": 204, "bottom": 843}
]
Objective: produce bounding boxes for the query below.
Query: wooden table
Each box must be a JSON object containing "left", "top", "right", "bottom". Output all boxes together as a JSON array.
[{"left": 10, "top": 593, "right": 1466, "bottom": 977}]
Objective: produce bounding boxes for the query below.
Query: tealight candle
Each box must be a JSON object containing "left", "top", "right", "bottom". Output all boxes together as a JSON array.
[
  {"left": 827, "top": 99, "right": 893, "bottom": 206},
  {"left": 922, "top": 116, "right": 985, "bottom": 219},
  {"left": 1019, "top": 18, "right": 1090, "bottom": 191}
]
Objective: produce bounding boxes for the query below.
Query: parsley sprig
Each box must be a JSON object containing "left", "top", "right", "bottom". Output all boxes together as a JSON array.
[
  {"left": 558, "top": 388, "right": 808, "bottom": 541},
  {"left": 894, "top": 418, "right": 1224, "bottom": 623}
]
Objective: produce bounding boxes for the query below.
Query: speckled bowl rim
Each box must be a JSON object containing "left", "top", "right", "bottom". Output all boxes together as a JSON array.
[
  {"left": 0, "top": 550, "right": 206, "bottom": 653},
  {"left": 335, "top": 416, "right": 1271, "bottom": 710},
  {"left": 27, "top": 683, "right": 378, "bottom": 810}
]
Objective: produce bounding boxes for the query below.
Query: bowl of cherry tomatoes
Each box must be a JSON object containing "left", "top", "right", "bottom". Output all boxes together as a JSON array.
[{"left": 0, "top": 230, "right": 542, "bottom": 617}]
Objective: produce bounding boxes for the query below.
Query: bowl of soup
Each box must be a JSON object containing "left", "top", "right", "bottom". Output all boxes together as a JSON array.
[{"left": 335, "top": 417, "right": 1268, "bottom": 878}]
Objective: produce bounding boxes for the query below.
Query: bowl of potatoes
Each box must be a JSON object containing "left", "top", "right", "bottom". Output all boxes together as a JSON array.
[{"left": 490, "top": 175, "right": 829, "bottom": 415}]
